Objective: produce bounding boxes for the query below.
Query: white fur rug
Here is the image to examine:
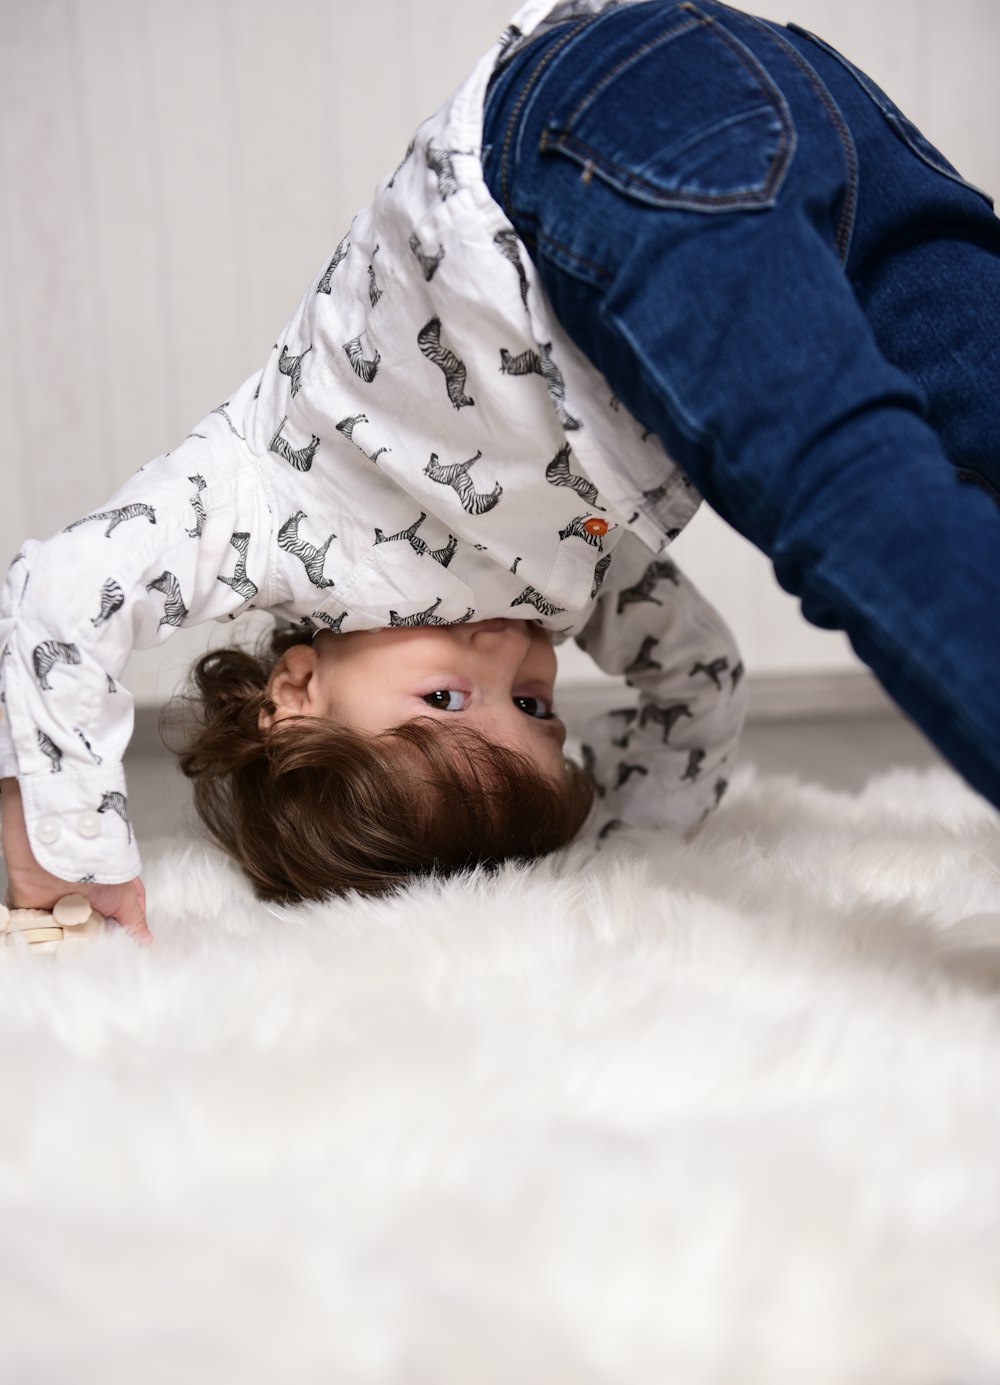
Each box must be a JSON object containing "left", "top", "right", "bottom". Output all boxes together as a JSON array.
[{"left": 4, "top": 765, "right": 1000, "bottom": 1384}]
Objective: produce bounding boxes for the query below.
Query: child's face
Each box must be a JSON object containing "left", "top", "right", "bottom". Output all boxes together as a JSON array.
[{"left": 265, "top": 619, "right": 567, "bottom": 781}]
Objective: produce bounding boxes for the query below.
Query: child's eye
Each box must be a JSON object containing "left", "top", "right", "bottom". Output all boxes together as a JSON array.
[
  {"left": 421, "top": 689, "right": 469, "bottom": 712},
  {"left": 513, "top": 695, "right": 553, "bottom": 719}
]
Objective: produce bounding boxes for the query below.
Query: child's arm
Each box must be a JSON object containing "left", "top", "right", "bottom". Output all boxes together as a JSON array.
[
  {"left": 1, "top": 778, "right": 150, "bottom": 940},
  {"left": 0, "top": 386, "right": 274, "bottom": 897},
  {"left": 575, "top": 534, "right": 747, "bottom": 834}
]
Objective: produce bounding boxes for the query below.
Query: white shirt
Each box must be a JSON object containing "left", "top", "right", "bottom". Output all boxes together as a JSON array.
[{"left": 0, "top": 0, "right": 746, "bottom": 884}]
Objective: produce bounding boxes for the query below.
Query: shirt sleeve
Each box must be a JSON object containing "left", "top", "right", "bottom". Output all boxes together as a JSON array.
[
  {"left": 0, "top": 392, "right": 275, "bottom": 884},
  {"left": 574, "top": 534, "right": 747, "bottom": 838}
]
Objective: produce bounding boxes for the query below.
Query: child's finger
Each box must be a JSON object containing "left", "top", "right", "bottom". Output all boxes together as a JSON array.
[{"left": 108, "top": 881, "right": 153, "bottom": 945}]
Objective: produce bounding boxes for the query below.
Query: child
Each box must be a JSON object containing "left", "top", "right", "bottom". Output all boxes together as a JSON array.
[
  {"left": 0, "top": 33, "right": 748, "bottom": 928},
  {"left": 0, "top": 332, "right": 746, "bottom": 923},
  {"left": 5, "top": 0, "right": 999, "bottom": 937}
]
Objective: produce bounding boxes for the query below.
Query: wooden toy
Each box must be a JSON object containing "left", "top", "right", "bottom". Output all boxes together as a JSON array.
[{"left": 0, "top": 894, "right": 107, "bottom": 956}]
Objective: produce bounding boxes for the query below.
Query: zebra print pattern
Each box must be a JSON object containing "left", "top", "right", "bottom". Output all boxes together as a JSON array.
[
  {"left": 311, "top": 610, "right": 347, "bottom": 633},
  {"left": 74, "top": 726, "right": 103, "bottom": 765},
  {"left": 317, "top": 233, "right": 350, "bottom": 293},
  {"left": 558, "top": 515, "right": 607, "bottom": 550},
  {"left": 637, "top": 701, "right": 694, "bottom": 744},
  {"left": 373, "top": 512, "right": 457, "bottom": 568},
  {"left": 498, "top": 346, "right": 537, "bottom": 376},
  {"left": 269, "top": 416, "right": 321, "bottom": 472},
  {"left": 212, "top": 402, "right": 246, "bottom": 439},
  {"left": 408, "top": 231, "right": 445, "bottom": 282},
  {"left": 186, "top": 474, "right": 207, "bottom": 538},
  {"left": 608, "top": 706, "right": 638, "bottom": 748},
  {"left": 613, "top": 761, "right": 649, "bottom": 790},
  {"left": 35, "top": 728, "right": 62, "bottom": 772},
  {"left": 682, "top": 747, "right": 706, "bottom": 782},
  {"left": 32, "top": 641, "right": 81, "bottom": 690},
  {"left": 537, "top": 341, "right": 582, "bottom": 428},
  {"left": 278, "top": 345, "right": 312, "bottom": 398},
  {"left": 98, "top": 790, "right": 132, "bottom": 843},
  {"left": 424, "top": 450, "right": 502, "bottom": 516},
  {"left": 426, "top": 145, "right": 459, "bottom": 200},
  {"left": 66, "top": 504, "right": 156, "bottom": 538},
  {"left": 545, "top": 444, "right": 601, "bottom": 507},
  {"left": 499, "top": 342, "right": 581, "bottom": 431},
  {"left": 493, "top": 229, "right": 529, "bottom": 308},
  {"left": 417, "top": 318, "right": 474, "bottom": 409},
  {"left": 368, "top": 247, "right": 383, "bottom": 307},
  {"left": 591, "top": 553, "right": 612, "bottom": 598},
  {"left": 218, "top": 532, "right": 259, "bottom": 602},
  {"left": 615, "top": 559, "right": 680, "bottom": 614},
  {"left": 388, "top": 601, "right": 475, "bottom": 628},
  {"left": 496, "top": 23, "right": 524, "bottom": 62},
  {"left": 334, "top": 413, "right": 389, "bottom": 464},
  {"left": 278, "top": 512, "right": 337, "bottom": 589},
  {"left": 509, "top": 586, "right": 565, "bottom": 617},
  {"left": 91, "top": 579, "right": 125, "bottom": 627},
  {"left": 689, "top": 657, "right": 730, "bottom": 691},
  {"left": 145, "top": 571, "right": 189, "bottom": 628},
  {"left": 625, "top": 635, "right": 663, "bottom": 679},
  {"left": 642, "top": 480, "right": 673, "bottom": 510},
  {"left": 343, "top": 335, "right": 381, "bottom": 384}
]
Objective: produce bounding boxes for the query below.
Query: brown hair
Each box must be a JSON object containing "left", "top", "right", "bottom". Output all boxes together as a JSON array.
[{"left": 165, "top": 625, "right": 594, "bottom": 903}]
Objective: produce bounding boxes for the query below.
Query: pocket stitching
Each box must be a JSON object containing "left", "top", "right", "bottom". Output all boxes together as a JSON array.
[
  {"left": 543, "top": 104, "right": 790, "bottom": 208},
  {"left": 563, "top": 14, "right": 703, "bottom": 129},
  {"left": 541, "top": 8, "right": 796, "bottom": 212}
]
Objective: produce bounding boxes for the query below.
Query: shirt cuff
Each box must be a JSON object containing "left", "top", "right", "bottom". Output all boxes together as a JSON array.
[{"left": 15, "top": 765, "right": 141, "bottom": 884}]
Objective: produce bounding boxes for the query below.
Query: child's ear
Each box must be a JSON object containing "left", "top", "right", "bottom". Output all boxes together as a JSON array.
[{"left": 259, "top": 644, "right": 321, "bottom": 728}]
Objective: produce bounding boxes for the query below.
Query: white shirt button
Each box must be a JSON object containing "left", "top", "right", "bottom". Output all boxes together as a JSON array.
[
  {"left": 75, "top": 811, "right": 101, "bottom": 840},
  {"left": 36, "top": 817, "right": 61, "bottom": 846}
]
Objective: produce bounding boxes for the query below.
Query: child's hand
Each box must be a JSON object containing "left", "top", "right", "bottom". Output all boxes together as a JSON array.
[{"left": 0, "top": 778, "right": 151, "bottom": 944}]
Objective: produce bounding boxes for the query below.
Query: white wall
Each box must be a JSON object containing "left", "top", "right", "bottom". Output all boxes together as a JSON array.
[{"left": 1, "top": 1, "right": 997, "bottom": 704}]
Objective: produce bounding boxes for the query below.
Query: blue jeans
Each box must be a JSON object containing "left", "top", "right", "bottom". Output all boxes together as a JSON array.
[{"left": 482, "top": 0, "right": 1000, "bottom": 809}]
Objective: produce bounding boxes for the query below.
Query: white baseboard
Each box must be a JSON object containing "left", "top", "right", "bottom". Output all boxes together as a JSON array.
[{"left": 744, "top": 670, "right": 896, "bottom": 723}]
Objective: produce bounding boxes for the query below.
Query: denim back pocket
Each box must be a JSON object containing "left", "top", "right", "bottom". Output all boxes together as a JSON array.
[
  {"left": 787, "top": 23, "right": 994, "bottom": 208},
  {"left": 539, "top": 4, "right": 795, "bottom": 212}
]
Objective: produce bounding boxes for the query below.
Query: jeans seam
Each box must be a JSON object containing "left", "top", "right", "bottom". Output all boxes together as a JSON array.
[
  {"left": 538, "top": 230, "right": 612, "bottom": 283},
  {"left": 604, "top": 298, "right": 780, "bottom": 544},
  {"left": 560, "top": 14, "right": 701, "bottom": 129},
  {"left": 541, "top": 107, "right": 788, "bottom": 208},
  {"left": 541, "top": 4, "right": 796, "bottom": 211},
  {"left": 683, "top": 6, "right": 798, "bottom": 205},
  {"left": 740, "top": 13, "right": 859, "bottom": 262},
  {"left": 497, "top": 16, "right": 594, "bottom": 219}
]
